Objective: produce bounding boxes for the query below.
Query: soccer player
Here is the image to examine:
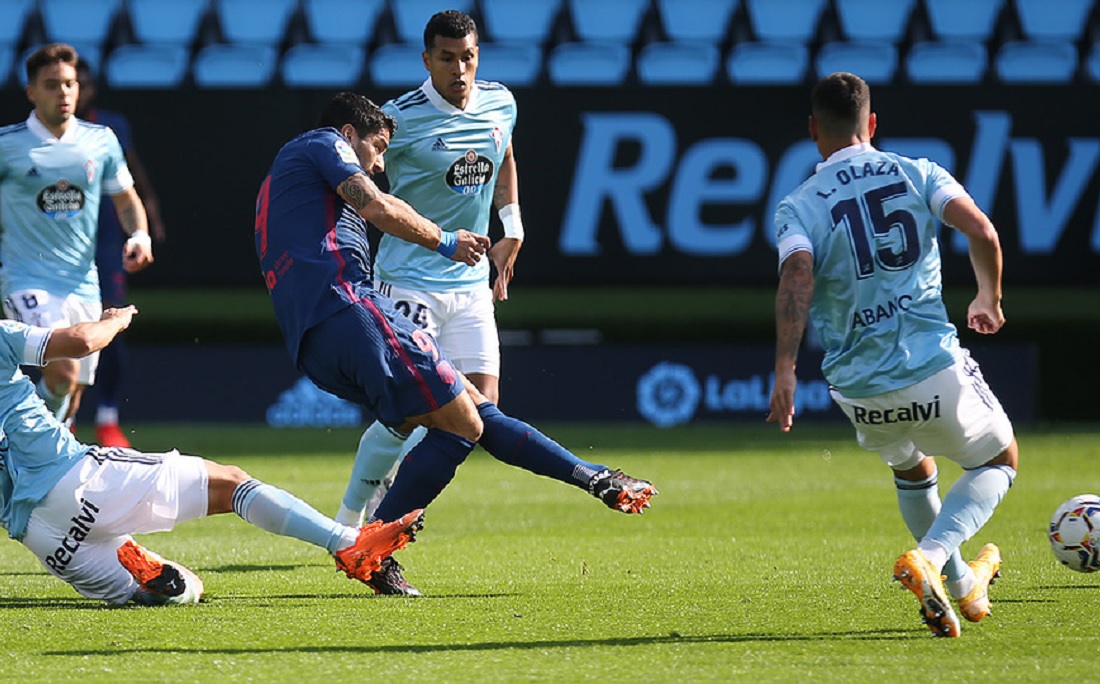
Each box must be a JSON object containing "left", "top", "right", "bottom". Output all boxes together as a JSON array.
[
  {"left": 0, "top": 44, "right": 154, "bottom": 429},
  {"left": 0, "top": 306, "right": 424, "bottom": 606},
  {"left": 335, "top": 10, "right": 525, "bottom": 528},
  {"left": 767, "top": 72, "right": 1018, "bottom": 638},
  {"left": 255, "top": 91, "right": 656, "bottom": 595},
  {"left": 75, "top": 57, "right": 168, "bottom": 448}
]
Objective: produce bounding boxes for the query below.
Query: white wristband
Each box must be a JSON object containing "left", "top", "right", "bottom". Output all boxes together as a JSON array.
[
  {"left": 125, "top": 232, "right": 152, "bottom": 250},
  {"left": 499, "top": 203, "right": 524, "bottom": 240}
]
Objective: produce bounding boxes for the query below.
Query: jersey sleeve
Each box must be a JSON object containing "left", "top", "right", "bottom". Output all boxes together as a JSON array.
[
  {"left": 305, "top": 129, "right": 366, "bottom": 190},
  {"left": 101, "top": 128, "right": 135, "bottom": 196},
  {"left": 775, "top": 199, "right": 813, "bottom": 273},
  {"left": 920, "top": 159, "right": 970, "bottom": 221},
  {"left": 0, "top": 320, "right": 51, "bottom": 368}
]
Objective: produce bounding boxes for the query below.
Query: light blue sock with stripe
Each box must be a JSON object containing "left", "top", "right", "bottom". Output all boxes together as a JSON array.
[
  {"left": 894, "top": 469, "right": 969, "bottom": 582},
  {"left": 920, "top": 464, "right": 1016, "bottom": 567},
  {"left": 233, "top": 479, "right": 358, "bottom": 554}
]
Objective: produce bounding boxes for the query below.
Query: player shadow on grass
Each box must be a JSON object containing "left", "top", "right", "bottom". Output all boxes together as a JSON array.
[{"left": 49, "top": 629, "right": 915, "bottom": 656}]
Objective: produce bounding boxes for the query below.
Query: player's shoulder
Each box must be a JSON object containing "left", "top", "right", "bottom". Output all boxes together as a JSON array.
[
  {"left": 0, "top": 121, "right": 29, "bottom": 140},
  {"left": 475, "top": 80, "right": 515, "bottom": 105},
  {"left": 386, "top": 87, "right": 431, "bottom": 114}
]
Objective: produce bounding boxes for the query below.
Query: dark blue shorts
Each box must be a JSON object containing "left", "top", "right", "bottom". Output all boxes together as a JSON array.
[
  {"left": 96, "top": 216, "right": 127, "bottom": 307},
  {"left": 297, "top": 291, "right": 464, "bottom": 428}
]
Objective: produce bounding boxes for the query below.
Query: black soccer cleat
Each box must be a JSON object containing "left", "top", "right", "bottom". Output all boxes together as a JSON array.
[
  {"left": 588, "top": 468, "right": 658, "bottom": 514},
  {"left": 366, "top": 555, "right": 423, "bottom": 596}
]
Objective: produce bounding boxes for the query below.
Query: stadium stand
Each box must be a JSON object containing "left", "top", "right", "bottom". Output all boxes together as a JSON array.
[{"left": 1, "top": 0, "right": 1097, "bottom": 88}]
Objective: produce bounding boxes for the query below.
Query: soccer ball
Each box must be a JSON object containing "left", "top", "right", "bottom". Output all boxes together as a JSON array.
[{"left": 1049, "top": 494, "right": 1100, "bottom": 573}]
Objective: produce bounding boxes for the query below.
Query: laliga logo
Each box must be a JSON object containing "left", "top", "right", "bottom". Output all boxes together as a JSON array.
[{"left": 636, "top": 362, "right": 701, "bottom": 427}]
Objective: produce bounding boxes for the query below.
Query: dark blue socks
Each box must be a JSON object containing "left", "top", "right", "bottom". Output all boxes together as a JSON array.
[{"left": 371, "top": 428, "right": 475, "bottom": 522}]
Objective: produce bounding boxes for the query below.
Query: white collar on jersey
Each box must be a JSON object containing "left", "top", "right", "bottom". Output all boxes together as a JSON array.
[
  {"left": 421, "top": 77, "right": 479, "bottom": 114},
  {"left": 815, "top": 141, "right": 875, "bottom": 173},
  {"left": 26, "top": 111, "right": 77, "bottom": 143}
]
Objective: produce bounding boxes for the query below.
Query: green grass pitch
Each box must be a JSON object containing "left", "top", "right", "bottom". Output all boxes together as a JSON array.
[{"left": 2, "top": 423, "right": 1099, "bottom": 682}]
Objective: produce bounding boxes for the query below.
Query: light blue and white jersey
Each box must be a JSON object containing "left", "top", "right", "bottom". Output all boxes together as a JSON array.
[
  {"left": 377, "top": 79, "right": 517, "bottom": 292},
  {"left": 775, "top": 142, "right": 970, "bottom": 397},
  {"left": 0, "top": 113, "right": 133, "bottom": 301},
  {"left": 0, "top": 319, "right": 90, "bottom": 540}
]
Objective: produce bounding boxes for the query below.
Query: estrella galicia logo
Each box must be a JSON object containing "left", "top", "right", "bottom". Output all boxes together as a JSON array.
[
  {"left": 266, "top": 377, "right": 362, "bottom": 428},
  {"left": 445, "top": 149, "right": 494, "bottom": 196},
  {"left": 636, "top": 362, "right": 701, "bottom": 427},
  {"left": 37, "top": 178, "right": 84, "bottom": 219}
]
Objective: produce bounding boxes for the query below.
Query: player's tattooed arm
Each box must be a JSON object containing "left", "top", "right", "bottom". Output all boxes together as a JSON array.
[
  {"left": 336, "top": 173, "right": 384, "bottom": 212},
  {"left": 112, "top": 187, "right": 154, "bottom": 272},
  {"left": 492, "top": 142, "right": 518, "bottom": 210},
  {"left": 774, "top": 251, "right": 814, "bottom": 367}
]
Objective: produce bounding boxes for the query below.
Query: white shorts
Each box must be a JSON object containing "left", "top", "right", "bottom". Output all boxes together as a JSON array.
[
  {"left": 375, "top": 280, "right": 500, "bottom": 377},
  {"left": 21, "top": 447, "right": 209, "bottom": 605},
  {"left": 2, "top": 289, "right": 103, "bottom": 385},
  {"left": 830, "top": 351, "right": 1014, "bottom": 471}
]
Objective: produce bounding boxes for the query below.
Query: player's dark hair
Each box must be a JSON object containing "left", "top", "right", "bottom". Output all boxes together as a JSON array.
[
  {"left": 424, "top": 9, "right": 478, "bottom": 50},
  {"left": 318, "top": 92, "right": 396, "bottom": 139},
  {"left": 25, "top": 43, "right": 78, "bottom": 84},
  {"left": 811, "top": 72, "right": 870, "bottom": 138}
]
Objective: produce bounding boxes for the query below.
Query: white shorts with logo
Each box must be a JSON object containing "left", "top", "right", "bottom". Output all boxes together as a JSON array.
[
  {"left": 2, "top": 289, "right": 103, "bottom": 385},
  {"left": 830, "top": 351, "right": 1014, "bottom": 471},
  {"left": 375, "top": 280, "right": 500, "bottom": 377},
  {"left": 21, "top": 447, "right": 209, "bottom": 605}
]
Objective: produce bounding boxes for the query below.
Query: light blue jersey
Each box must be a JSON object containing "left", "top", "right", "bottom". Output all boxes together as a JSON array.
[
  {"left": 0, "top": 319, "right": 90, "bottom": 540},
  {"left": 775, "top": 143, "right": 970, "bottom": 397},
  {"left": 376, "top": 79, "right": 516, "bottom": 291},
  {"left": 0, "top": 113, "right": 133, "bottom": 301}
]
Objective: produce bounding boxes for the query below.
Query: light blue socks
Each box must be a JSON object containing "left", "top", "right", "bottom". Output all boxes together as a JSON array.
[{"left": 233, "top": 479, "right": 357, "bottom": 554}]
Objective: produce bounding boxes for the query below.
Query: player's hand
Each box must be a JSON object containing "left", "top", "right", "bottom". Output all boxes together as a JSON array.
[
  {"left": 766, "top": 370, "right": 798, "bottom": 432},
  {"left": 122, "top": 233, "right": 154, "bottom": 273},
  {"left": 489, "top": 237, "right": 523, "bottom": 301},
  {"left": 101, "top": 305, "right": 138, "bottom": 331},
  {"left": 450, "top": 229, "right": 490, "bottom": 266},
  {"left": 967, "top": 294, "right": 1005, "bottom": 335}
]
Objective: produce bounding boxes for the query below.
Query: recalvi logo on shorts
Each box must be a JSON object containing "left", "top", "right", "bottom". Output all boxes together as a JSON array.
[
  {"left": 853, "top": 396, "right": 941, "bottom": 425},
  {"left": 43, "top": 498, "right": 100, "bottom": 573}
]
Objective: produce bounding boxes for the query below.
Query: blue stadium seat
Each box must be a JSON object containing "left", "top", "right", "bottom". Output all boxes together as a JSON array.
[
  {"left": 726, "top": 41, "right": 809, "bottom": 84},
  {"left": 657, "top": 0, "right": 738, "bottom": 43},
  {"left": 105, "top": 44, "right": 189, "bottom": 88},
  {"left": 815, "top": 41, "right": 898, "bottom": 84},
  {"left": 368, "top": 43, "right": 428, "bottom": 88},
  {"left": 924, "top": 0, "right": 1004, "bottom": 42},
  {"left": 215, "top": 0, "right": 296, "bottom": 45},
  {"left": 906, "top": 41, "right": 988, "bottom": 84},
  {"left": 303, "top": 0, "right": 384, "bottom": 44},
  {"left": 475, "top": 42, "right": 542, "bottom": 86},
  {"left": 193, "top": 43, "right": 277, "bottom": 87},
  {"left": 129, "top": 0, "right": 209, "bottom": 45},
  {"left": 1014, "top": 0, "right": 1094, "bottom": 41},
  {"left": 745, "top": 0, "right": 826, "bottom": 42},
  {"left": 834, "top": 0, "right": 915, "bottom": 42},
  {"left": 637, "top": 42, "right": 720, "bottom": 85},
  {"left": 281, "top": 43, "right": 364, "bottom": 87},
  {"left": 480, "top": 0, "right": 562, "bottom": 44},
  {"left": 0, "top": 0, "right": 34, "bottom": 46},
  {"left": 547, "top": 41, "right": 630, "bottom": 85},
  {"left": 390, "top": 0, "right": 475, "bottom": 45},
  {"left": 41, "top": 0, "right": 122, "bottom": 46},
  {"left": 18, "top": 43, "right": 102, "bottom": 85},
  {"left": 567, "top": 0, "right": 649, "bottom": 43},
  {"left": 995, "top": 40, "right": 1078, "bottom": 83}
]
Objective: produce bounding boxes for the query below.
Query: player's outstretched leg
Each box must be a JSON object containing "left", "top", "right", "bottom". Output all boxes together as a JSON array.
[
  {"left": 475, "top": 402, "right": 658, "bottom": 513},
  {"left": 893, "top": 549, "right": 961, "bottom": 638},
  {"left": 956, "top": 543, "right": 1002, "bottom": 622},
  {"left": 333, "top": 509, "right": 425, "bottom": 584},
  {"left": 117, "top": 540, "right": 205, "bottom": 606},
  {"left": 335, "top": 422, "right": 409, "bottom": 526}
]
